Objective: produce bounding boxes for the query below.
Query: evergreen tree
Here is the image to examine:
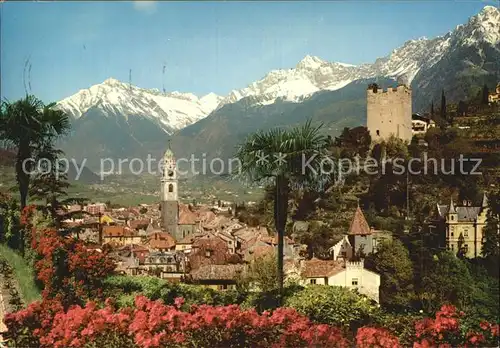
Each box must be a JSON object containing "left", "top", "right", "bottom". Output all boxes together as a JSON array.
[
  {"left": 482, "top": 84, "right": 490, "bottom": 105},
  {"left": 365, "top": 239, "right": 415, "bottom": 311},
  {"left": 457, "top": 233, "right": 466, "bottom": 259},
  {"left": 440, "top": 89, "right": 447, "bottom": 121},
  {"left": 482, "top": 191, "right": 499, "bottom": 278},
  {"left": 430, "top": 101, "right": 434, "bottom": 118},
  {"left": 457, "top": 100, "right": 467, "bottom": 116}
]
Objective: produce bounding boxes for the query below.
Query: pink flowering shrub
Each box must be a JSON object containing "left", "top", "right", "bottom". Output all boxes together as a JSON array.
[
  {"left": 5, "top": 296, "right": 350, "bottom": 348},
  {"left": 5, "top": 299, "right": 498, "bottom": 347},
  {"left": 413, "top": 305, "right": 499, "bottom": 348},
  {"left": 356, "top": 326, "right": 401, "bottom": 348}
]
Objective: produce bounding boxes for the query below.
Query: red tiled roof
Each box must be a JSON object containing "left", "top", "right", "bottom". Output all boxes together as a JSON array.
[
  {"left": 118, "top": 244, "right": 149, "bottom": 253},
  {"left": 302, "top": 258, "right": 344, "bottom": 278},
  {"left": 260, "top": 235, "right": 295, "bottom": 245},
  {"left": 196, "top": 210, "right": 217, "bottom": 223},
  {"left": 179, "top": 204, "right": 197, "bottom": 225},
  {"left": 103, "top": 225, "right": 126, "bottom": 237},
  {"left": 348, "top": 206, "right": 371, "bottom": 235},
  {"left": 147, "top": 232, "right": 176, "bottom": 250},
  {"left": 103, "top": 226, "right": 140, "bottom": 238},
  {"left": 189, "top": 237, "right": 237, "bottom": 270},
  {"left": 129, "top": 219, "right": 150, "bottom": 230}
]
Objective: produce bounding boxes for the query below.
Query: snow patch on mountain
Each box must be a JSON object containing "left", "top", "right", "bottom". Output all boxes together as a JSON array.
[
  {"left": 57, "top": 78, "right": 223, "bottom": 133},
  {"left": 219, "top": 5, "right": 499, "bottom": 108}
]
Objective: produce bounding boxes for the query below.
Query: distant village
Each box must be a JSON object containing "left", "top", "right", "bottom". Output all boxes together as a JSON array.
[{"left": 60, "top": 82, "right": 499, "bottom": 304}]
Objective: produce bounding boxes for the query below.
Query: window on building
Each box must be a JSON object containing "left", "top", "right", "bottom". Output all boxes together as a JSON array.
[
  {"left": 451, "top": 227, "right": 454, "bottom": 237},
  {"left": 205, "top": 250, "right": 212, "bottom": 257},
  {"left": 464, "top": 229, "right": 469, "bottom": 237},
  {"left": 168, "top": 184, "right": 173, "bottom": 192},
  {"left": 451, "top": 244, "right": 455, "bottom": 251},
  {"left": 341, "top": 251, "right": 347, "bottom": 258},
  {"left": 464, "top": 244, "right": 469, "bottom": 253},
  {"left": 451, "top": 215, "right": 454, "bottom": 221},
  {"left": 218, "top": 284, "right": 228, "bottom": 290},
  {"left": 352, "top": 278, "right": 359, "bottom": 286},
  {"left": 376, "top": 130, "right": 380, "bottom": 136},
  {"left": 310, "top": 279, "right": 317, "bottom": 285}
]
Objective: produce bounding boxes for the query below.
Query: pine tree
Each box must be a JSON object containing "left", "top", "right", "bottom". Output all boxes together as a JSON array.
[
  {"left": 440, "top": 89, "right": 447, "bottom": 121},
  {"left": 430, "top": 101, "right": 434, "bottom": 118}
]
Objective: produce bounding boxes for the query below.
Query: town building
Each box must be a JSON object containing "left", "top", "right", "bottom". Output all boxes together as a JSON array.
[
  {"left": 160, "top": 143, "right": 198, "bottom": 241},
  {"left": 84, "top": 202, "right": 107, "bottom": 215},
  {"left": 299, "top": 258, "right": 381, "bottom": 303},
  {"left": 348, "top": 205, "right": 375, "bottom": 256},
  {"left": 366, "top": 83, "right": 413, "bottom": 143},
  {"left": 140, "top": 251, "right": 186, "bottom": 281},
  {"left": 434, "top": 194, "right": 489, "bottom": 258},
  {"left": 488, "top": 83, "right": 500, "bottom": 104},
  {"left": 189, "top": 264, "right": 246, "bottom": 290},
  {"left": 412, "top": 113, "right": 436, "bottom": 135},
  {"left": 102, "top": 225, "right": 142, "bottom": 247}
]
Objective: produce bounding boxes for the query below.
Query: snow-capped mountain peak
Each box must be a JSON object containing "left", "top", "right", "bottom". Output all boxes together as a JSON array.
[
  {"left": 455, "top": 5, "right": 499, "bottom": 46},
  {"left": 57, "top": 79, "right": 222, "bottom": 134},
  {"left": 296, "top": 55, "right": 327, "bottom": 70},
  {"left": 216, "top": 5, "right": 498, "bottom": 109}
]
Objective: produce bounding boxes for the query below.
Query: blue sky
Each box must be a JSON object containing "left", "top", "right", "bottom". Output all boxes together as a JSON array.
[{"left": 1, "top": 1, "right": 493, "bottom": 102}]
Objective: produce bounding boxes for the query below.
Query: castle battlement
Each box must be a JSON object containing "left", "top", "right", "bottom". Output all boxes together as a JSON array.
[
  {"left": 367, "top": 84, "right": 411, "bottom": 95},
  {"left": 366, "top": 83, "right": 412, "bottom": 142},
  {"left": 346, "top": 260, "right": 364, "bottom": 269}
]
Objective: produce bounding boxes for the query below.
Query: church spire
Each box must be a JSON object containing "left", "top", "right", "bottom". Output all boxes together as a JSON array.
[
  {"left": 482, "top": 192, "right": 489, "bottom": 208},
  {"left": 164, "top": 139, "right": 174, "bottom": 160},
  {"left": 449, "top": 197, "right": 456, "bottom": 213}
]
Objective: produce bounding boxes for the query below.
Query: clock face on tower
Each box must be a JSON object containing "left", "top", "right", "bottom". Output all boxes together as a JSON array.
[{"left": 168, "top": 170, "right": 174, "bottom": 177}]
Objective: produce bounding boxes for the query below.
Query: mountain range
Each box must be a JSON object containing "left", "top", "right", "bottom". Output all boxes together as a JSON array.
[{"left": 57, "top": 6, "right": 500, "bottom": 172}]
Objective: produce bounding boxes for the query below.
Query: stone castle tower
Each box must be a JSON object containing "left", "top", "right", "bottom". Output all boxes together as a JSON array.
[
  {"left": 160, "top": 142, "right": 178, "bottom": 237},
  {"left": 366, "top": 84, "right": 412, "bottom": 143}
]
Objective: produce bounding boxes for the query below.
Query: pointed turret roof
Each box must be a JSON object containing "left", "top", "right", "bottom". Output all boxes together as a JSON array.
[
  {"left": 348, "top": 205, "right": 371, "bottom": 236},
  {"left": 164, "top": 139, "right": 174, "bottom": 159},
  {"left": 482, "top": 192, "right": 489, "bottom": 208},
  {"left": 449, "top": 197, "right": 457, "bottom": 213}
]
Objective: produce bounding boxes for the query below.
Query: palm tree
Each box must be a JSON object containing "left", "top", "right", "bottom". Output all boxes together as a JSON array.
[
  {"left": 235, "top": 120, "right": 330, "bottom": 299},
  {"left": 0, "top": 95, "right": 70, "bottom": 254},
  {"left": 0, "top": 95, "right": 70, "bottom": 208}
]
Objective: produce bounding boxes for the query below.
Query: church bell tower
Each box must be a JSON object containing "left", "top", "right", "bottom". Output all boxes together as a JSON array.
[{"left": 160, "top": 141, "right": 179, "bottom": 238}]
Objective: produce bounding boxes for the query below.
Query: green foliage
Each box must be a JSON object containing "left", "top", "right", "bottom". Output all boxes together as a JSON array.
[
  {"left": 482, "top": 190, "right": 500, "bottom": 277},
  {"left": 463, "top": 262, "right": 500, "bottom": 323},
  {"left": 0, "top": 244, "right": 41, "bottom": 304},
  {"left": 365, "top": 239, "right": 415, "bottom": 311},
  {"left": 420, "top": 251, "right": 474, "bottom": 313},
  {"left": 103, "top": 275, "right": 243, "bottom": 307},
  {"left": 295, "top": 220, "right": 344, "bottom": 259},
  {"left": 374, "top": 311, "right": 424, "bottom": 346},
  {"left": 0, "top": 194, "right": 20, "bottom": 247},
  {"left": 332, "top": 126, "right": 371, "bottom": 158},
  {"left": 285, "top": 285, "right": 378, "bottom": 329},
  {"left": 245, "top": 252, "right": 279, "bottom": 293}
]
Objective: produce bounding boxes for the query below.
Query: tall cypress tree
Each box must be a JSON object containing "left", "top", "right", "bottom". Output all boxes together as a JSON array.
[
  {"left": 482, "top": 84, "right": 490, "bottom": 105},
  {"left": 430, "top": 101, "right": 434, "bottom": 119},
  {"left": 440, "top": 89, "right": 447, "bottom": 121},
  {"left": 482, "top": 191, "right": 499, "bottom": 278}
]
